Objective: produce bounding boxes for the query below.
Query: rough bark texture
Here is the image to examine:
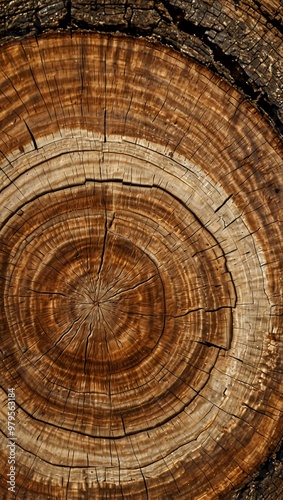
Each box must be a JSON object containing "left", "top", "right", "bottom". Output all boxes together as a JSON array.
[
  {"left": 0, "top": 0, "right": 282, "bottom": 137},
  {"left": 0, "top": 2, "right": 282, "bottom": 499}
]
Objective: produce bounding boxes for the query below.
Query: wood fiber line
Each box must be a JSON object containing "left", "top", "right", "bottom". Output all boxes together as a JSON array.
[
  {"left": 0, "top": 33, "right": 282, "bottom": 499},
  {"left": 1, "top": 0, "right": 283, "bottom": 138}
]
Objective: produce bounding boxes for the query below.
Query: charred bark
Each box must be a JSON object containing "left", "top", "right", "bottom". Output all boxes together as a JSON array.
[
  {"left": 0, "top": 1, "right": 282, "bottom": 137},
  {"left": 0, "top": 2, "right": 282, "bottom": 499}
]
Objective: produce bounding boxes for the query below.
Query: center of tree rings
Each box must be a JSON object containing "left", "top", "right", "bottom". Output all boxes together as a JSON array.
[{"left": 0, "top": 33, "right": 282, "bottom": 499}]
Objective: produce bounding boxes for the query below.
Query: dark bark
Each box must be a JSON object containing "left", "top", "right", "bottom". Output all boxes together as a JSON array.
[
  {"left": 0, "top": 0, "right": 283, "bottom": 137},
  {"left": 0, "top": 1, "right": 282, "bottom": 498},
  {"left": 228, "top": 444, "right": 283, "bottom": 499}
]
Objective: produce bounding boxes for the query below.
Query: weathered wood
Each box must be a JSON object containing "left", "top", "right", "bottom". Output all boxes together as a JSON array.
[
  {"left": 0, "top": 32, "right": 282, "bottom": 498},
  {"left": 0, "top": 1, "right": 282, "bottom": 137}
]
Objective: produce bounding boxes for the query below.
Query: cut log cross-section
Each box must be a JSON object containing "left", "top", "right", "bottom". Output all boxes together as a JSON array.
[{"left": 0, "top": 33, "right": 282, "bottom": 499}]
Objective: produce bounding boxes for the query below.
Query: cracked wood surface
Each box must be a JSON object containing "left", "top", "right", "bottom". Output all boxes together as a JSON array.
[
  {"left": 0, "top": 0, "right": 283, "bottom": 498},
  {"left": 0, "top": 0, "right": 283, "bottom": 137},
  {"left": 0, "top": 32, "right": 282, "bottom": 499}
]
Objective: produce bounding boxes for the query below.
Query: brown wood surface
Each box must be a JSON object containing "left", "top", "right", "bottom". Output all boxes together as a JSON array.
[
  {"left": 1, "top": 0, "right": 283, "bottom": 138},
  {"left": 0, "top": 31, "right": 282, "bottom": 498}
]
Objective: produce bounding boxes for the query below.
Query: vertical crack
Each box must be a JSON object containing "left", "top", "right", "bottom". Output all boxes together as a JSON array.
[
  {"left": 97, "top": 199, "right": 108, "bottom": 276},
  {"left": 23, "top": 119, "right": 38, "bottom": 150},
  {"left": 84, "top": 323, "right": 92, "bottom": 376},
  {"left": 103, "top": 38, "right": 107, "bottom": 143}
]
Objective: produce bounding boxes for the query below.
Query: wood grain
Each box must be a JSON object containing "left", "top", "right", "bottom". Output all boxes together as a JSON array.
[
  {"left": 1, "top": 0, "right": 283, "bottom": 138},
  {"left": 0, "top": 32, "right": 282, "bottom": 499}
]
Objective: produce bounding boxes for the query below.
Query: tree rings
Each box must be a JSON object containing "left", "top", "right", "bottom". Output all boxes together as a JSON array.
[{"left": 0, "top": 33, "right": 282, "bottom": 499}]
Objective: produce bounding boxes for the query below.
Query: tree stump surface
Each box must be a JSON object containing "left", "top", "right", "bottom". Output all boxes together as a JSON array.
[
  {"left": 0, "top": 0, "right": 283, "bottom": 137},
  {"left": 0, "top": 2, "right": 282, "bottom": 500}
]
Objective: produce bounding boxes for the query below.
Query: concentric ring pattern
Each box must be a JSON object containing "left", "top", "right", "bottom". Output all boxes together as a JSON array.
[{"left": 0, "top": 33, "right": 282, "bottom": 499}]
